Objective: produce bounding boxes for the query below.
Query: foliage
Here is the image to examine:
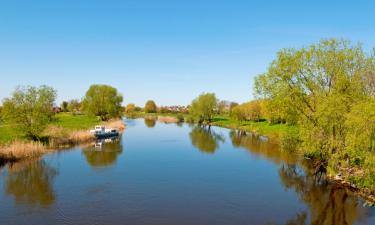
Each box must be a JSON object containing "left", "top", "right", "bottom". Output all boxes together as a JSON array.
[
  {"left": 231, "top": 100, "right": 263, "bottom": 122},
  {"left": 190, "top": 93, "right": 217, "bottom": 123},
  {"left": 254, "top": 38, "right": 375, "bottom": 189},
  {"left": 144, "top": 100, "right": 157, "bottom": 113},
  {"left": 345, "top": 98, "right": 375, "bottom": 159},
  {"left": 67, "top": 99, "right": 81, "bottom": 115},
  {"left": 176, "top": 114, "right": 184, "bottom": 122},
  {"left": 60, "top": 101, "right": 68, "bottom": 112},
  {"left": 1, "top": 85, "right": 57, "bottom": 140},
  {"left": 217, "top": 100, "right": 230, "bottom": 115},
  {"left": 82, "top": 84, "right": 123, "bottom": 121},
  {"left": 337, "top": 97, "right": 375, "bottom": 182},
  {"left": 280, "top": 127, "right": 301, "bottom": 152},
  {"left": 229, "top": 102, "right": 239, "bottom": 116},
  {"left": 125, "top": 103, "right": 136, "bottom": 114}
]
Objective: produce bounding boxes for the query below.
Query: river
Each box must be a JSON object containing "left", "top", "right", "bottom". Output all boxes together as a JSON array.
[{"left": 0, "top": 118, "right": 374, "bottom": 225}]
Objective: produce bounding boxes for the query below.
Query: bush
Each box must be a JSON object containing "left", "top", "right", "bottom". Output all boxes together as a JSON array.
[
  {"left": 144, "top": 100, "right": 157, "bottom": 113},
  {"left": 1, "top": 85, "right": 57, "bottom": 140},
  {"left": 82, "top": 84, "right": 123, "bottom": 121},
  {"left": 176, "top": 114, "right": 184, "bottom": 122},
  {"left": 281, "top": 128, "right": 301, "bottom": 152}
]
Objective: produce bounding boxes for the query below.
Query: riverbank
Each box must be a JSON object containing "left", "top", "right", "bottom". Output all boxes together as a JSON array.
[
  {"left": 128, "top": 112, "right": 292, "bottom": 140},
  {"left": 0, "top": 113, "right": 125, "bottom": 162}
]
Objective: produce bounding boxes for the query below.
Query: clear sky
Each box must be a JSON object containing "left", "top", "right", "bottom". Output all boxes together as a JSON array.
[{"left": 1, "top": 0, "right": 375, "bottom": 106}]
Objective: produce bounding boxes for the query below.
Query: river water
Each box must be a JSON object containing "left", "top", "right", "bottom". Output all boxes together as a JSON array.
[{"left": 0, "top": 118, "right": 374, "bottom": 225}]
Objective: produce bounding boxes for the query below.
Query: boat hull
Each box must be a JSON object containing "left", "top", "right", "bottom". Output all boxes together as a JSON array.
[{"left": 95, "top": 132, "right": 119, "bottom": 139}]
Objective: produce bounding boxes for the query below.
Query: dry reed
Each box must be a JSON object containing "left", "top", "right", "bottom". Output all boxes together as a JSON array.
[{"left": 0, "top": 141, "right": 47, "bottom": 161}]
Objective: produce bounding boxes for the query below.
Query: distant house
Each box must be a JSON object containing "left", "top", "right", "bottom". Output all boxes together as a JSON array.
[
  {"left": 52, "top": 106, "right": 62, "bottom": 113},
  {"left": 158, "top": 105, "right": 189, "bottom": 113}
]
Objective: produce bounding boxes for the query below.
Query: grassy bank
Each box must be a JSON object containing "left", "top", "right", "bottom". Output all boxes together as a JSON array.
[
  {"left": 127, "top": 112, "right": 292, "bottom": 140},
  {"left": 0, "top": 113, "right": 125, "bottom": 161},
  {"left": 211, "top": 116, "right": 292, "bottom": 140},
  {"left": 0, "top": 113, "right": 100, "bottom": 144}
]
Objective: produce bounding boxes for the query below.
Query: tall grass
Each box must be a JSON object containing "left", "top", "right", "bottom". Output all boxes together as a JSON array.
[{"left": 0, "top": 141, "right": 47, "bottom": 161}]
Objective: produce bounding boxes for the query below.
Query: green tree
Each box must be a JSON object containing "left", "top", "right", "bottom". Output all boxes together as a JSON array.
[
  {"left": 254, "top": 39, "right": 375, "bottom": 188},
  {"left": 229, "top": 102, "right": 239, "bottom": 116},
  {"left": 67, "top": 99, "right": 81, "bottom": 115},
  {"left": 0, "top": 106, "right": 3, "bottom": 122},
  {"left": 230, "top": 100, "right": 263, "bottom": 122},
  {"left": 217, "top": 100, "right": 229, "bottom": 115},
  {"left": 144, "top": 100, "right": 157, "bottom": 113},
  {"left": 60, "top": 101, "right": 68, "bottom": 112},
  {"left": 255, "top": 39, "right": 374, "bottom": 158},
  {"left": 82, "top": 84, "right": 123, "bottom": 121},
  {"left": 125, "top": 103, "right": 136, "bottom": 114},
  {"left": 2, "top": 85, "right": 57, "bottom": 140},
  {"left": 190, "top": 93, "right": 217, "bottom": 123}
]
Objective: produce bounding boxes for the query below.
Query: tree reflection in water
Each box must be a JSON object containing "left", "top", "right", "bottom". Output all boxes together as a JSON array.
[
  {"left": 230, "top": 130, "right": 297, "bottom": 165},
  {"left": 4, "top": 159, "right": 58, "bottom": 207},
  {"left": 276, "top": 164, "right": 371, "bottom": 225},
  {"left": 189, "top": 125, "right": 224, "bottom": 154},
  {"left": 229, "top": 130, "right": 372, "bottom": 225},
  {"left": 82, "top": 137, "right": 123, "bottom": 168},
  {"left": 144, "top": 117, "right": 156, "bottom": 128}
]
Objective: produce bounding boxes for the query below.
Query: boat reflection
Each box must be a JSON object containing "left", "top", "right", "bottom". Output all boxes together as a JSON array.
[{"left": 82, "top": 137, "right": 123, "bottom": 168}]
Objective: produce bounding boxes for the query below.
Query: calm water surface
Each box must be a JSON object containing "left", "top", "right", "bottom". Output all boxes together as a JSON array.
[{"left": 0, "top": 118, "right": 374, "bottom": 225}]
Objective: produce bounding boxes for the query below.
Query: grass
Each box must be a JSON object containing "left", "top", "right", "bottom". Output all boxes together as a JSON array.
[
  {"left": 211, "top": 116, "right": 292, "bottom": 139},
  {"left": 0, "top": 113, "right": 100, "bottom": 145},
  {"left": 51, "top": 113, "right": 101, "bottom": 131}
]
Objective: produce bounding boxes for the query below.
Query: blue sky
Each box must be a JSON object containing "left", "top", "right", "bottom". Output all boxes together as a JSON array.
[{"left": 1, "top": 0, "right": 375, "bottom": 106}]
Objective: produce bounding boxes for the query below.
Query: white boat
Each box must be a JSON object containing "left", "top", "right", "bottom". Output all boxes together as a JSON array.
[{"left": 90, "top": 125, "right": 119, "bottom": 139}]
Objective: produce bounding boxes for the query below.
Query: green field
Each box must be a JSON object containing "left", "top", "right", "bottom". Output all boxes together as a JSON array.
[
  {"left": 0, "top": 113, "right": 100, "bottom": 144},
  {"left": 51, "top": 113, "right": 100, "bottom": 131}
]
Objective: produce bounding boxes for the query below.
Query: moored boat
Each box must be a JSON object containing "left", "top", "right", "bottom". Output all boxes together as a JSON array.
[{"left": 90, "top": 125, "right": 119, "bottom": 139}]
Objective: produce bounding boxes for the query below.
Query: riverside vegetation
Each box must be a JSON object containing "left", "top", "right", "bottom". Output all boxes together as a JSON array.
[{"left": 0, "top": 84, "right": 125, "bottom": 162}]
